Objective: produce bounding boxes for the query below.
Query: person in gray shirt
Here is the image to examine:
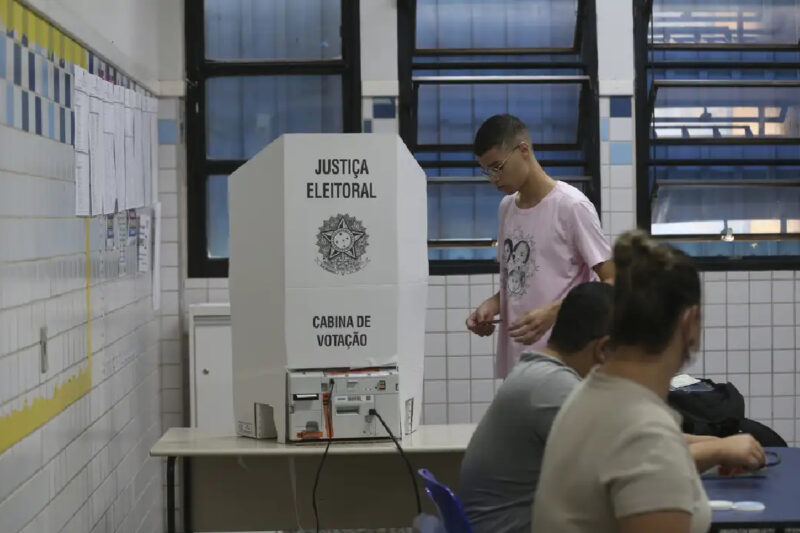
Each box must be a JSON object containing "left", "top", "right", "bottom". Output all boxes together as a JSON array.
[
  {"left": 459, "top": 281, "right": 764, "bottom": 533},
  {"left": 459, "top": 282, "right": 613, "bottom": 533}
]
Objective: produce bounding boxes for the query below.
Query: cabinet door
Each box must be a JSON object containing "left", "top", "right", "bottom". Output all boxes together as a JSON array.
[{"left": 194, "top": 322, "right": 235, "bottom": 433}]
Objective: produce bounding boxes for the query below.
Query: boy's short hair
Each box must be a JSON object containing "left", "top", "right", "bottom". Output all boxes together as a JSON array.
[
  {"left": 473, "top": 114, "right": 529, "bottom": 157},
  {"left": 548, "top": 282, "right": 614, "bottom": 354}
]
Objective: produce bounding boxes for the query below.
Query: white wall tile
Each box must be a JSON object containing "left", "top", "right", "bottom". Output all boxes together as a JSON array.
[
  {"left": 727, "top": 328, "right": 749, "bottom": 350},
  {"left": 447, "top": 380, "right": 471, "bottom": 404},
  {"left": 470, "top": 333, "right": 494, "bottom": 356},
  {"left": 427, "top": 285, "right": 445, "bottom": 309},
  {"left": 471, "top": 356, "right": 494, "bottom": 379},
  {"left": 470, "top": 380, "right": 495, "bottom": 403},
  {"left": 773, "top": 397, "right": 795, "bottom": 418},
  {"left": 469, "top": 284, "right": 493, "bottom": 309},
  {"left": 750, "top": 327, "right": 772, "bottom": 350},
  {"left": 751, "top": 374, "right": 772, "bottom": 396},
  {"left": 773, "top": 280, "right": 795, "bottom": 303},
  {"left": 425, "top": 309, "right": 446, "bottom": 332},
  {"left": 445, "top": 309, "right": 466, "bottom": 332},
  {"left": 727, "top": 281, "right": 748, "bottom": 304},
  {"left": 749, "top": 303, "right": 772, "bottom": 327},
  {"left": 448, "top": 404, "right": 471, "bottom": 424},
  {"left": 726, "top": 304, "right": 748, "bottom": 327},
  {"left": 704, "top": 351, "right": 726, "bottom": 374},
  {"left": 774, "top": 350, "right": 795, "bottom": 373},
  {"left": 447, "top": 333, "right": 470, "bottom": 357},
  {"left": 423, "top": 357, "right": 446, "bottom": 381},
  {"left": 704, "top": 329, "right": 726, "bottom": 351},
  {"left": 424, "top": 333, "right": 446, "bottom": 357},
  {"left": 446, "top": 285, "right": 469, "bottom": 309},
  {"left": 704, "top": 305, "right": 725, "bottom": 327},
  {"left": 423, "top": 381, "right": 447, "bottom": 404},
  {"left": 750, "top": 350, "right": 772, "bottom": 373},
  {"left": 750, "top": 281, "right": 772, "bottom": 303},
  {"left": 774, "top": 373, "right": 795, "bottom": 396},
  {"left": 750, "top": 397, "right": 772, "bottom": 419},
  {"left": 772, "top": 303, "right": 794, "bottom": 326},
  {"left": 471, "top": 403, "right": 490, "bottom": 423},
  {"left": 423, "top": 404, "right": 446, "bottom": 424},
  {"left": 774, "top": 326, "right": 795, "bottom": 350},
  {"left": 447, "top": 356, "right": 470, "bottom": 380},
  {"left": 727, "top": 351, "right": 749, "bottom": 374},
  {"left": 704, "top": 282, "right": 726, "bottom": 304}
]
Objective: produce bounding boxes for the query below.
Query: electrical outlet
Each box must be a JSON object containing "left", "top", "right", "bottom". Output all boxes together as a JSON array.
[{"left": 40, "top": 326, "right": 48, "bottom": 374}]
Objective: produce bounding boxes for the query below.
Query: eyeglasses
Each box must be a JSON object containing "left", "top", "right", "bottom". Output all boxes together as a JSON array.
[{"left": 480, "top": 144, "right": 521, "bottom": 179}]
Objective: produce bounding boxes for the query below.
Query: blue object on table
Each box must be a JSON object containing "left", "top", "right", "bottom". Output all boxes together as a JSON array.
[
  {"left": 417, "top": 468, "right": 473, "bottom": 533},
  {"left": 703, "top": 447, "right": 800, "bottom": 531}
]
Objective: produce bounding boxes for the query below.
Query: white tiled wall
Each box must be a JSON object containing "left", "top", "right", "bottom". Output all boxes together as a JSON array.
[
  {"left": 0, "top": 124, "right": 163, "bottom": 530},
  {"left": 419, "top": 271, "right": 800, "bottom": 447}
]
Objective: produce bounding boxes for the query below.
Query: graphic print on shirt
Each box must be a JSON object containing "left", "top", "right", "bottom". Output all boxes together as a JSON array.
[{"left": 501, "top": 229, "right": 538, "bottom": 299}]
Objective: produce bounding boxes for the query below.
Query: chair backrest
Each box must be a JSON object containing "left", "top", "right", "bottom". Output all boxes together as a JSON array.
[{"left": 417, "top": 468, "right": 473, "bottom": 533}]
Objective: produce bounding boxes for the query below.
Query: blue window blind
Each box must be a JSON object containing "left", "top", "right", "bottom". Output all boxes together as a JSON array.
[
  {"left": 641, "top": 0, "right": 800, "bottom": 261},
  {"left": 406, "top": 0, "right": 599, "bottom": 266}
]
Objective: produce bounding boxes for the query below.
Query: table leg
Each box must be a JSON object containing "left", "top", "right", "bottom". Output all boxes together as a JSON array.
[{"left": 167, "top": 456, "right": 176, "bottom": 533}]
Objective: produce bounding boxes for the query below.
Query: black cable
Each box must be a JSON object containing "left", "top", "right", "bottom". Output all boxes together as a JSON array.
[
  {"left": 312, "top": 436, "right": 332, "bottom": 533},
  {"left": 313, "top": 379, "right": 335, "bottom": 533},
  {"left": 369, "top": 408, "right": 422, "bottom": 515}
]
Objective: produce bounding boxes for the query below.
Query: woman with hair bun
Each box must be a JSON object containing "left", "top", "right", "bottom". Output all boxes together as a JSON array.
[{"left": 532, "top": 230, "right": 754, "bottom": 533}]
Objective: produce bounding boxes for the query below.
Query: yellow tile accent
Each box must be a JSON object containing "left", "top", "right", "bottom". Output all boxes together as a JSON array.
[{"left": 0, "top": 218, "right": 93, "bottom": 454}]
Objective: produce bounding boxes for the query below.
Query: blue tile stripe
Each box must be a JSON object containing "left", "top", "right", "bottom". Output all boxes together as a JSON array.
[{"left": 0, "top": 31, "right": 153, "bottom": 146}]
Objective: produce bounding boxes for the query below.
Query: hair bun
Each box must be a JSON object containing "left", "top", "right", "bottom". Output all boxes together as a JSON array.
[{"left": 614, "top": 229, "right": 671, "bottom": 273}]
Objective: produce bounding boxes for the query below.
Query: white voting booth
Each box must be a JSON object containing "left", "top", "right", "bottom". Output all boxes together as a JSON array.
[{"left": 229, "top": 134, "right": 428, "bottom": 443}]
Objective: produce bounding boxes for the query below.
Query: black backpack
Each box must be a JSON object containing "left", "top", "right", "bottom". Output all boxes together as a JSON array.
[
  {"left": 667, "top": 378, "right": 787, "bottom": 447},
  {"left": 668, "top": 379, "right": 744, "bottom": 438}
]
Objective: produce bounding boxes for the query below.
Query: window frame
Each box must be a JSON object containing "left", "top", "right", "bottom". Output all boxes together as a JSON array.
[
  {"left": 398, "top": 0, "right": 601, "bottom": 276},
  {"left": 633, "top": 0, "right": 800, "bottom": 270},
  {"left": 185, "top": 0, "right": 362, "bottom": 278}
]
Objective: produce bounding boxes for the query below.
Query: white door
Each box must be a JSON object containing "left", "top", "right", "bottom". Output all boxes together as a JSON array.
[{"left": 194, "top": 319, "right": 235, "bottom": 433}]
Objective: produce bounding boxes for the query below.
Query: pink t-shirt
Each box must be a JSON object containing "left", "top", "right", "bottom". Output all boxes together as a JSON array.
[{"left": 496, "top": 181, "right": 611, "bottom": 378}]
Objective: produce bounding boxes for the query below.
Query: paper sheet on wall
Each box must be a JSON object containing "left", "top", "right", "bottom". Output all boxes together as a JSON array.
[
  {"left": 116, "top": 211, "right": 128, "bottom": 277},
  {"left": 88, "top": 89, "right": 105, "bottom": 216},
  {"left": 138, "top": 210, "right": 152, "bottom": 273},
  {"left": 149, "top": 99, "right": 160, "bottom": 205},
  {"left": 124, "top": 90, "right": 144, "bottom": 209},
  {"left": 140, "top": 95, "right": 151, "bottom": 207},
  {"left": 134, "top": 94, "right": 148, "bottom": 207},
  {"left": 74, "top": 152, "right": 90, "bottom": 216},
  {"left": 73, "top": 67, "right": 90, "bottom": 154},
  {"left": 101, "top": 81, "right": 117, "bottom": 214},
  {"left": 152, "top": 202, "right": 161, "bottom": 310},
  {"left": 114, "top": 86, "right": 126, "bottom": 210}
]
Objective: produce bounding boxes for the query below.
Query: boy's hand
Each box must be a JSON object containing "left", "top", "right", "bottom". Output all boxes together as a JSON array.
[
  {"left": 717, "top": 434, "right": 766, "bottom": 472},
  {"left": 466, "top": 298, "right": 498, "bottom": 336},
  {"left": 509, "top": 302, "right": 559, "bottom": 345}
]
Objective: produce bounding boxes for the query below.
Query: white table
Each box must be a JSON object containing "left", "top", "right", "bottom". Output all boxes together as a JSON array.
[{"left": 151, "top": 425, "right": 476, "bottom": 532}]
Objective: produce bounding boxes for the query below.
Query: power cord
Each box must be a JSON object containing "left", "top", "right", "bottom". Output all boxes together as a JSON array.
[
  {"left": 369, "top": 408, "right": 422, "bottom": 515},
  {"left": 312, "top": 378, "right": 335, "bottom": 533}
]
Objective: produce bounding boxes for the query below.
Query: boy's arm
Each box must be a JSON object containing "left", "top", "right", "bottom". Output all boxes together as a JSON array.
[{"left": 594, "top": 260, "right": 616, "bottom": 285}]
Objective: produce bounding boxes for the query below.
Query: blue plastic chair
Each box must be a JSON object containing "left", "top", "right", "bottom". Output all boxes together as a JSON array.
[{"left": 417, "top": 468, "right": 474, "bottom": 533}]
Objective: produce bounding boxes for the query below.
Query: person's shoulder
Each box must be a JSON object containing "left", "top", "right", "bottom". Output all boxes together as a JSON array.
[
  {"left": 554, "top": 181, "right": 593, "bottom": 207},
  {"left": 509, "top": 353, "right": 580, "bottom": 391},
  {"left": 499, "top": 194, "right": 515, "bottom": 210}
]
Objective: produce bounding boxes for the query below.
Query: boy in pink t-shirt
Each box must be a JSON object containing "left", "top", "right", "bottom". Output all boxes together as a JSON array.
[{"left": 466, "top": 114, "right": 614, "bottom": 378}]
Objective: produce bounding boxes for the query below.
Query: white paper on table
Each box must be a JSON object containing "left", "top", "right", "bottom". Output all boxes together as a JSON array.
[
  {"left": 74, "top": 152, "right": 90, "bottom": 216},
  {"left": 138, "top": 210, "right": 152, "bottom": 273},
  {"left": 152, "top": 202, "right": 161, "bottom": 310},
  {"left": 114, "top": 86, "right": 126, "bottom": 210},
  {"left": 88, "top": 107, "right": 104, "bottom": 216},
  {"left": 149, "top": 98, "right": 159, "bottom": 204}
]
